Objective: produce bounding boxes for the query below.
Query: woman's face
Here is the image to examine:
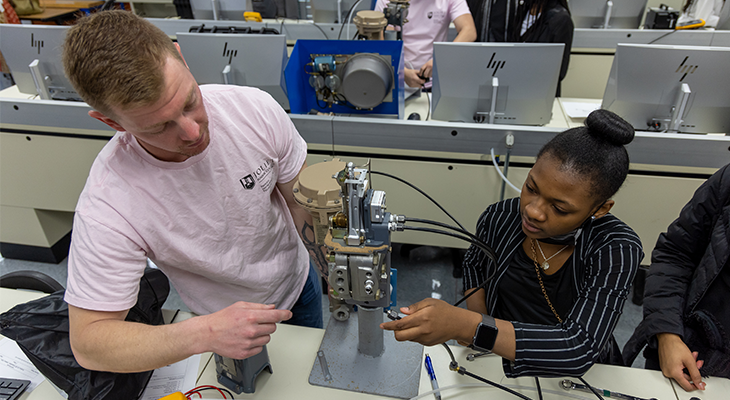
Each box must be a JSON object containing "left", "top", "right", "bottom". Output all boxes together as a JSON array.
[{"left": 519, "top": 154, "right": 611, "bottom": 240}]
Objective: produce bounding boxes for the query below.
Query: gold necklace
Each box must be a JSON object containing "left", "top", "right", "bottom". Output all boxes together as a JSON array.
[
  {"left": 530, "top": 239, "right": 563, "bottom": 323},
  {"left": 534, "top": 240, "right": 569, "bottom": 271}
]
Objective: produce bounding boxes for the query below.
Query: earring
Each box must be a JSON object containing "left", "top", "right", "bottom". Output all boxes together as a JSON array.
[{"left": 591, "top": 215, "right": 596, "bottom": 220}]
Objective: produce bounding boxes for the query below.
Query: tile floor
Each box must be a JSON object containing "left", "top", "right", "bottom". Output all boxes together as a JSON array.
[{"left": 0, "top": 242, "right": 646, "bottom": 368}]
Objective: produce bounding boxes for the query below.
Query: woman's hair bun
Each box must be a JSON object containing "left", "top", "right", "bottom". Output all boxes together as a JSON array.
[{"left": 585, "top": 109, "right": 635, "bottom": 146}]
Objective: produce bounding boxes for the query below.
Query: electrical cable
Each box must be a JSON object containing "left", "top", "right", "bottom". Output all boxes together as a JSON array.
[
  {"left": 453, "top": 366, "right": 533, "bottom": 400},
  {"left": 408, "top": 383, "right": 595, "bottom": 400},
  {"left": 310, "top": 22, "right": 331, "bottom": 39},
  {"left": 403, "top": 217, "right": 495, "bottom": 262},
  {"left": 453, "top": 270, "right": 493, "bottom": 307},
  {"left": 401, "top": 226, "right": 490, "bottom": 255},
  {"left": 346, "top": 0, "right": 364, "bottom": 40},
  {"left": 184, "top": 385, "right": 234, "bottom": 399},
  {"left": 369, "top": 170, "right": 466, "bottom": 230},
  {"left": 535, "top": 377, "right": 543, "bottom": 400},
  {"left": 399, "top": 226, "right": 498, "bottom": 306},
  {"left": 490, "top": 148, "right": 522, "bottom": 194},
  {"left": 425, "top": 88, "right": 431, "bottom": 121},
  {"left": 648, "top": 29, "right": 678, "bottom": 44},
  {"left": 578, "top": 377, "right": 606, "bottom": 400},
  {"left": 499, "top": 147, "right": 512, "bottom": 201},
  {"left": 338, "top": 0, "right": 362, "bottom": 39}
]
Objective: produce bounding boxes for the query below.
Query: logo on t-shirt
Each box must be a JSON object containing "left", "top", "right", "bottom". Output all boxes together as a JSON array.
[
  {"left": 240, "top": 159, "right": 275, "bottom": 192},
  {"left": 428, "top": 11, "right": 433, "bottom": 19},
  {"left": 240, "top": 174, "right": 255, "bottom": 190}
]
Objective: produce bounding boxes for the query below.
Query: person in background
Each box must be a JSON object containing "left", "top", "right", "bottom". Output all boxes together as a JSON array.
[
  {"left": 467, "top": 0, "right": 573, "bottom": 95},
  {"left": 623, "top": 164, "right": 730, "bottom": 392},
  {"left": 382, "top": 109, "right": 642, "bottom": 377},
  {"left": 375, "top": 0, "right": 477, "bottom": 93},
  {"left": 62, "top": 10, "right": 326, "bottom": 374},
  {"left": 678, "top": 0, "right": 726, "bottom": 28}
]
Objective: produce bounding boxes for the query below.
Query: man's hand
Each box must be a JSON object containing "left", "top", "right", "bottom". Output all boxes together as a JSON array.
[
  {"left": 198, "top": 302, "right": 292, "bottom": 360},
  {"left": 657, "top": 333, "right": 705, "bottom": 391},
  {"left": 69, "top": 301, "right": 292, "bottom": 373},
  {"left": 380, "top": 298, "right": 481, "bottom": 346},
  {"left": 404, "top": 68, "right": 426, "bottom": 88},
  {"left": 418, "top": 59, "right": 434, "bottom": 79}
]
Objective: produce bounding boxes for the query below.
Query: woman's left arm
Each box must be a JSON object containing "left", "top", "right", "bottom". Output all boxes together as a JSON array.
[{"left": 507, "top": 234, "right": 643, "bottom": 377}]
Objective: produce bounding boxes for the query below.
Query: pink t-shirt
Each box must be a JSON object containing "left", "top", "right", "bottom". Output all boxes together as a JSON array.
[
  {"left": 65, "top": 85, "right": 309, "bottom": 316},
  {"left": 376, "top": 0, "right": 472, "bottom": 70}
]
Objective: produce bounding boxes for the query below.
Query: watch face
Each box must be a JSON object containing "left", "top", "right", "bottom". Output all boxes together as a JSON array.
[{"left": 472, "top": 317, "right": 498, "bottom": 352}]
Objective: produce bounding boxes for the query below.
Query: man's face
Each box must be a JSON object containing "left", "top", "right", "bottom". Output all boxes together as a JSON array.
[{"left": 109, "top": 56, "right": 210, "bottom": 162}]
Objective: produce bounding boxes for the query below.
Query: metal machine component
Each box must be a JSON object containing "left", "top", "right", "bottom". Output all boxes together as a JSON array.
[
  {"left": 560, "top": 379, "right": 658, "bottom": 400},
  {"left": 353, "top": 10, "right": 388, "bottom": 40},
  {"left": 298, "top": 160, "right": 422, "bottom": 399},
  {"left": 214, "top": 347, "right": 272, "bottom": 394},
  {"left": 382, "top": 0, "right": 410, "bottom": 40},
  {"left": 466, "top": 351, "right": 491, "bottom": 361},
  {"left": 306, "top": 53, "right": 394, "bottom": 110},
  {"left": 341, "top": 54, "right": 394, "bottom": 110},
  {"left": 317, "top": 351, "right": 332, "bottom": 381},
  {"left": 292, "top": 159, "right": 345, "bottom": 246}
]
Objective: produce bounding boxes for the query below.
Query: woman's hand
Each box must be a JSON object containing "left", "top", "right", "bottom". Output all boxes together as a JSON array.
[
  {"left": 380, "top": 298, "right": 482, "bottom": 346},
  {"left": 657, "top": 333, "right": 705, "bottom": 391}
]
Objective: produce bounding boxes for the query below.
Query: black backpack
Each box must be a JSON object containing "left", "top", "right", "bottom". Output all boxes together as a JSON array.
[{"left": 0, "top": 268, "right": 170, "bottom": 400}]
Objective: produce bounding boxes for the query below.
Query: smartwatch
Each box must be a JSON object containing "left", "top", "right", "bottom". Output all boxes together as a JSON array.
[{"left": 469, "top": 314, "right": 499, "bottom": 352}]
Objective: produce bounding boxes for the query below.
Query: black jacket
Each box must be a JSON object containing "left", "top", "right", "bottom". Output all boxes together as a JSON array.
[
  {"left": 517, "top": 3, "right": 573, "bottom": 87},
  {"left": 623, "top": 164, "right": 730, "bottom": 378}
]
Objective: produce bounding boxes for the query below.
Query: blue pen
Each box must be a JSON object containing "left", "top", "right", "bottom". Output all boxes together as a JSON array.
[{"left": 425, "top": 353, "right": 441, "bottom": 400}]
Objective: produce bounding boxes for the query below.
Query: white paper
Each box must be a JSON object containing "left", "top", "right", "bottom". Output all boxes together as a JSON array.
[
  {"left": 0, "top": 338, "right": 46, "bottom": 391},
  {"left": 561, "top": 101, "right": 601, "bottom": 119},
  {"left": 139, "top": 354, "right": 201, "bottom": 400}
]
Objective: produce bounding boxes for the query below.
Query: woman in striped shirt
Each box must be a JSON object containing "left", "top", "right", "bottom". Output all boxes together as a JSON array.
[{"left": 381, "top": 109, "right": 643, "bottom": 377}]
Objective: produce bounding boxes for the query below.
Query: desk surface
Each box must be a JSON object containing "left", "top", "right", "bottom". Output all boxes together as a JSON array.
[
  {"left": 2, "top": 288, "right": 728, "bottom": 399},
  {"left": 403, "top": 94, "right": 573, "bottom": 129},
  {"left": 18, "top": 7, "right": 78, "bottom": 21}
]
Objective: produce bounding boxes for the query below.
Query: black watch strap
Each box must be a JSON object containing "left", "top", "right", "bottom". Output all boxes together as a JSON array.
[{"left": 470, "top": 314, "right": 498, "bottom": 352}]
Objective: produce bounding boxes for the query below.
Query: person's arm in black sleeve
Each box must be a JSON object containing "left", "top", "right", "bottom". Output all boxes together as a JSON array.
[{"left": 639, "top": 164, "right": 730, "bottom": 391}]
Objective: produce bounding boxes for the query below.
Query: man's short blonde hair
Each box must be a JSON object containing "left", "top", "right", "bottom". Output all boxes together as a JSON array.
[{"left": 62, "top": 10, "right": 183, "bottom": 116}]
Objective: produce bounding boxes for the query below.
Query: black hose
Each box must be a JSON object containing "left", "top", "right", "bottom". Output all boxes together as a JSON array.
[{"left": 370, "top": 170, "right": 466, "bottom": 230}]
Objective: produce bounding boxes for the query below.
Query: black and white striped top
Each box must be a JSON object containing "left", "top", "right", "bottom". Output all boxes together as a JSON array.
[{"left": 463, "top": 198, "right": 643, "bottom": 377}]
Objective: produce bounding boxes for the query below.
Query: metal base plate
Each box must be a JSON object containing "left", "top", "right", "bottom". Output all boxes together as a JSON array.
[{"left": 308, "top": 311, "right": 423, "bottom": 399}]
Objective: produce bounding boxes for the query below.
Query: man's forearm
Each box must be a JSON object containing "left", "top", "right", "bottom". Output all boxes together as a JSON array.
[
  {"left": 70, "top": 302, "right": 289, "bottom": 373},
  {"left": 70, "top": 315, "right": 204, "bottom": 373}
]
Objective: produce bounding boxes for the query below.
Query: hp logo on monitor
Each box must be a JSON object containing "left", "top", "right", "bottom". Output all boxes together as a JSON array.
[
  {"left": 30, "top": 33, "right": 43, "bottom": 55},
  {"left": 222, "top": 42, "right": 238, "bottom": 64},
  {"left": 486, "top": 53, "right": 506, "bottom": 76},
  {"left": 676, "top": 56, "right": 698, "bottom": 81}
]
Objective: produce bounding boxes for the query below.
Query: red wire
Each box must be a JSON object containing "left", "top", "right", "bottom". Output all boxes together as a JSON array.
[{"left": 184, "top": 385, "right": 229, "bottom": 399}]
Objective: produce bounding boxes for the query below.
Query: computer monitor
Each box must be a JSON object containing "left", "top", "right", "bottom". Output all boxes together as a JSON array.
[
  {"left": 569, "top": 0, "right": 648, "bottom": 29},
  {"left": 311, "top": 0, "right": 371, "bottom": 23},
  {"left": 176, "top": 32, "right": 290, "bottom": 109},
  {"left": 431, "top": 42, "right": 564, "bottom": 125},
  {"left": 602, "top": 44, "right": 730, "bottom": 134},
  {"left": 190, "top": 0, "right": 247, "bottom": 20},
  {"left": 0, "top": 24, "right": 81, "bottom": 101}
]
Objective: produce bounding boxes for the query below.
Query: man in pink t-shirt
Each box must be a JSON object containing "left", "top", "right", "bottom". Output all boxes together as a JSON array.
[
  {"left": 376, "top": 0, "right": 476, "bottom": 90},
  {"left": 60, "top": 11, "right": 327, "bottom": 374}
]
